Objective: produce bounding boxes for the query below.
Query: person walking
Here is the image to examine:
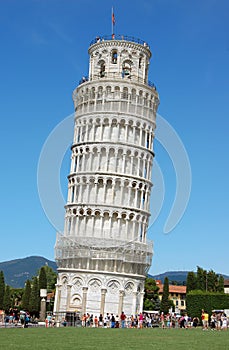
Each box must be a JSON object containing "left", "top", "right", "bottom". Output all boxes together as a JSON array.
[
  {"left": 120, "top": 311, "right": 126, "bottom": 328},
  {"left": 202, "top": 310, "right": 209, "bottom": 330}
]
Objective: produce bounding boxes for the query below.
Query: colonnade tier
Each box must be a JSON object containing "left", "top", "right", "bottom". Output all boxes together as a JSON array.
[
  {"left": 72, "top": 116, "right": 155, "bottom": 154},
  {"left": 69, "top": 144, "right": 153, "bottom": 181},
  {"left": 73, "top": 83, "right": 158, "bottom": 134},
  {"left": 66, "top": 174, "right": 152, "bottom": 213},
  {"left": 74, "top": 82, "right": 158, "bottom": 107},
  {"left": 63, "top": 205, "right": 149, "bottom": 243},
  {"left": 65, "top": 206, "right": 149, "bottom": 223}
]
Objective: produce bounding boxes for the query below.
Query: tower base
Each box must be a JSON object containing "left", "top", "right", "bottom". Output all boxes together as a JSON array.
[{"left": 54, "top": 269, "right": 146, "bottom": 318}]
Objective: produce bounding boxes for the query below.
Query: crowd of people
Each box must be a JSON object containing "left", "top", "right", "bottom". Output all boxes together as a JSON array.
[
  {"left": 1, "top": 308, "right": 228, "bottom": 330},
  {"left": 1, "top": 308, "right": 32, "bottom": 328},
  {"left": 201, "top": 310, "right": 228, "bottom": 331},
  {"left": 79, "top": 310, "right": 229, "bottom": 330},
  {"left": 81, "top": 311, "right": 145, "bottom": 328}
]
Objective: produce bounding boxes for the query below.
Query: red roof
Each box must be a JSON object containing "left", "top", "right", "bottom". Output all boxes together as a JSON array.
[
  {"left": 224, "top": 279, "right": 229, "bottom": 287},
  {"left": 158, "top": 284, "right": 186, "bottom": 294}
]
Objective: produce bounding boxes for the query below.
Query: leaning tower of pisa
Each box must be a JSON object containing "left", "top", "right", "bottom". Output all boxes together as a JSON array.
[{"left": 54, "top": 34, "right": 159, "bottom": 317}]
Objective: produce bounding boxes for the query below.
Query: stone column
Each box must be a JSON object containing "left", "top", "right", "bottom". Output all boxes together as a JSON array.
[
  {"left": 132, "top": 291, "right": 138, "bottom": 316},
  {"left": 120, "top": 181, "right": 124, "bottom": 205},
  {"left": 139, "top": 126, "right": 143, "bottom": 147},
  {"left": 53, "top": 284, "right": 62, "bottom": 314},
  {"left": 76, "top": 154, "right": 80, "bottom": 173},
  {"left": 40, "top": 299, "right": 46, "bottom": 321},
  {"left": 39, "top": 289, "right": 47, "bottom": 321},
  {"left": 118, "top": 290, "right": 125, "bottom": 315},
  {"left": 139, "top": 291, "right": 145, "bottom": 313},
  {"left": 85, "top": 122, "right": 89, "bottom": 142},
  {"left": 81, "top": 151, "right": 86, "bottom": 171},
  {"left": 70, "top": 154, "right": 74, "bottom": 173},
  {"left": 66, "top": 284, "right": 72, "bottom": 311},
  {"left": 100, "top": 288, "right": 107, "bottom": 316},
  {"left": 82, "top": 287, "right": 88, "bottom": 314}
]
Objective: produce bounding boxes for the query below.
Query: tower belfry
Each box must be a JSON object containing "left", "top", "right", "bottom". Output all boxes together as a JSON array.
[{"left": 54, "top": 34, "right": 159, "bottom": 317}]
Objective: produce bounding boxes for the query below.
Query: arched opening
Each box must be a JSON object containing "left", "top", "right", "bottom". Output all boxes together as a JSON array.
[
  {"left": 99, "top": 60, "right": 106, "bottom": 78},
  {"left": 122, "top": 87, "right": 128, "bottom": 99},
  {"left": 111, "top": 49, "right": 118, "bottom": 64},
  {"left": 122, "top": 60, "right": 132, "bottom": 76}
]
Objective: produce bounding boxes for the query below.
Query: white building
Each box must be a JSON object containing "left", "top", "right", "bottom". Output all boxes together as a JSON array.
[{"left": 54, "top": 34, "right": 159, "bottom": 317}]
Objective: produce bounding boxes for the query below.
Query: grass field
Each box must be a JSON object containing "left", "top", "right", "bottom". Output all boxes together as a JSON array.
[{"left": 0, "top": 327, "right": 229, "bottom": 350}]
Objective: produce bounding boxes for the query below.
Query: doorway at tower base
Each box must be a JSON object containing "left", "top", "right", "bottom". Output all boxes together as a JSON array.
[{"left": 54, "top": 271, "right": 146, "bottom": 317}]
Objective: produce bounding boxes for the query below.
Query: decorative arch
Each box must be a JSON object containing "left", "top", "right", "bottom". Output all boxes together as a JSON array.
[
  {"left": 107, "top": 279, "right": 121, "bottom": 294},
  {"left": 88, "top": 278, "right": 102, "bottom": 293},
  {"left": 70, "top": 294, "right": 82, "bottom": 309},
  {"left": 122, "top": 59, "right": 132, "bottom": 76},
  {"left": 98, "top": 60, "right": 106, "bottom": 77},
  {"left": 124, "top": 281, "right": 134, "bottom": 294},
  {"left": 111, "top": 49, "right": 118, "bottom": 64}
]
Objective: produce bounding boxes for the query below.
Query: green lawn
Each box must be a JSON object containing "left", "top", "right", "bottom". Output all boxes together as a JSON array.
[{"left": 0, "top": 327, "right": 229, "bottom": 350}]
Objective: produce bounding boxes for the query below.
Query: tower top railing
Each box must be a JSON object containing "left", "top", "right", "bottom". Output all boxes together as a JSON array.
[
  {"left": 78, "top": 72, "right": 157, "bottom": 90},
  {"left": 89, "top": 34, "right": 150, "bottom": 49}
]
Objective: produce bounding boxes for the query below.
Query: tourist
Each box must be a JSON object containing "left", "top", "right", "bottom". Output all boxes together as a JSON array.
[
  {"left": 98, "top": 314, "right": 103, "bottom": 327},
  {"left": 120, "top": 311, "right": 126, "bottom": 328},
  {"left": 179, "top": 315, "right": 185, "bottom": 328},
  {"left": 104, "top": 313, "right": 110, "bottom": 328},
  {"left": 111, "top": 314, "right": 115, "bottom": 328},
  {"left": 202, "top": 310, "right": 209, "bottom": 330},
  {"left": 221, "top": 314, "right": 228, "bottom": 330},
  {"left": 94, "top": 315, "right": 98, "bottom": 328},
  {"left": 86, "top": 313, "right": 90, "bottom": 327},
  {"left": 62, "top": 318, "right": 67, "bottom": 327},
  {"left": 192, "top": 316, "right": 199, "bottom": 328},
  {"left": 131, "top": 315, "right": 135, "bottom": 328},
  {"left": 81, "top": 313, "right": 86, "bottom": 327},
  {"left": 138, "top": 312, "right": 143, "bottom": 329},
  {"left": 210, "top": 313, "right": 216, "bottom": 330},
  {"left": 47, "top": 313, "right": 52, "bottom": 327},
  {"left": 160, "top": 312, "right": 165, "bottom": 329},
  {"left": 216, "top": 312, "right": 222, "bottom": 330},
  {"left": 89, "top": 314, "right": 93, "bottom": 327}
]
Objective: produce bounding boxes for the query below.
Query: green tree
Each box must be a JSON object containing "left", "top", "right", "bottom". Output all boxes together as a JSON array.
[
  {"left": 196, "top": 266, "right": 207, "bottom": 291},
  {"left": 42, "top": 266, "right": 57, "bottom": 292},
  {"left": 207, "top": 270, "right": 218, "bottom": 292},
  {"left": 217, "top": 275, "right": 225, "bottom": 293},
  {"left": 29, "top": 277, "right": 40, "bottom": 316},
  {"left": 160, "top": 277, "right": 170, "bottom": 314},
  {"left": 39, "top": 267, "right": 47, "bottom": 290},
  {"left": 0, "top": 270, "right": 5, "bottom": 309},
  {"left": 3, "top": 285, "right": 11, "bottom": 312},
  {"left": 11, "top": 288, "right": 23, "bottom": 308},
  {"left": 143, "top": 278, "right": 160, "bottom": 311},
  {"left": 22, "top": 280, "right": 31, "bottom": 311},
  {"left": 186, "top": 271, "right": 197, "bottom": 293}
]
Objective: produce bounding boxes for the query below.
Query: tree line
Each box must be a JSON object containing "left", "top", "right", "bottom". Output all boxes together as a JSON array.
[
  {"left": 0, "top": 266, "right": 57, "bottom": 317},
  {"left": 186, "top": 266, "right": 224, "bottom": 293}
]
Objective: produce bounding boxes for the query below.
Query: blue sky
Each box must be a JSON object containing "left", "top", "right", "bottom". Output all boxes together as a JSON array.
[{"left": 0, "top": 0, "right": 228, "bottom": 276}]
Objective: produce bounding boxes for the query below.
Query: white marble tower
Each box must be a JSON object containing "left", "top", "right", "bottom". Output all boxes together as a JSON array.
[{"left": 54, "top": 34, "right": 159, "bottom": 317}]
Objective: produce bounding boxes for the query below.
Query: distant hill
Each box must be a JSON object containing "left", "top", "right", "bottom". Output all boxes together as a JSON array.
[
  {"left": 150, "top": 271, "right": 229, "bottom": 284},
  {"left": 0, "top": 256, "right": 57, "bottom": 288},
  {"left": 150, "top": 271, "right": 190, "bottom": 284}
]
